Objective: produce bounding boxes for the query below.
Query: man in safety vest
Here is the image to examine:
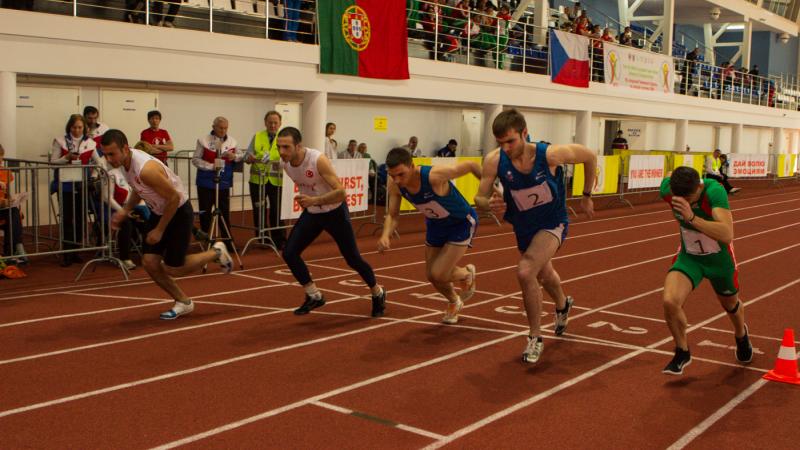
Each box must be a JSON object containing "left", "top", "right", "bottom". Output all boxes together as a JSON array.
[
  {"left": 704, "top": 149, "right": 739, "bottom": 194},
  {"left": 245, "top": 110, "right": 286, "bottom": 249}
]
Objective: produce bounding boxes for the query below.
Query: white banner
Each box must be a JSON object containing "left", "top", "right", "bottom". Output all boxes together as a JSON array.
[
  {"left": 604, "top": 42, "right": 674, "bottom": 93},
  {"left": 280, "top": 159, "right": 370, "bottom": 220},
  {"left": 628, "top": 155, "right": 665, "bottom": 189},
  {"left": 728, "top": 154, "right": 769, "bottom": 178}
]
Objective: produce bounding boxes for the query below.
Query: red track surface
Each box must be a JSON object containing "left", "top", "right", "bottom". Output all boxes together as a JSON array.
[{"left": 2, "top": 186, "right": 800, "bottom": 449}]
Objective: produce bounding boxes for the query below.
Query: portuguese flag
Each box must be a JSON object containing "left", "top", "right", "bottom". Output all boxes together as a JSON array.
[{"left": 318, "top": 0, "right": 409, "bottom": 80}]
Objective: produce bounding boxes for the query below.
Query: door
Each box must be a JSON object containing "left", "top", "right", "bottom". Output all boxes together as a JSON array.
[
  {"left": 275, "top": 102, "right": 302, "bottom": 129},
  {"left": 100, "top": 89, "right": 159, "bottom": 143},
  {"left": 460, "top": 109, "right": 483, "bottom": 156},
  {"left": 17, "top": 85, "right": 81, "bottom": 160}
]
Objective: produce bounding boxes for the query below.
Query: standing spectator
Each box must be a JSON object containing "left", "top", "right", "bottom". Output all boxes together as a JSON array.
[
  {"left": 618, "top": 26, "right": 633, "bottom": 46},
  {"left": 284, "top": 0, "right": 302, "bottom": 42},
  {"left": 125, "top": 1, "right": 145, "bottom": 23},
  {"left": 324, "top": 122, "right": 338, "bottom": 160},
  {"left": 749, "top": 64, "right": 760, "bottom": 77},
  {"left": 437, "top": 139, "right": 458, "bottom": 157},
  {"left": 357, "top": 142, "right": 377, "bottom": 202},
  {"left": 192, "top": 117, "right": 242, "bottom": 251},
  {"left": 681, "top": 47, "right": 700, "bottom": 95},
  {"left": 0, "top": 144, "right": 27, "bottom": 264},
  {"left": 590, "top": 25, "right": 603, "bottom": 81},
  {"left": 575, "top": 16, "right": 590, "bottom": 36},
  {"left": 704, "top": 149, "right": 739, "bottom": 194},
  {"left": 51, "top": 114, "right": 97, "bottom": 266},
  {"left": 611, "top": 130, "right": 628, "bottom": 150},
  {"left": 139, "top": 110, "right": 174, "bottom": 164},
  {"left": 601, "top": 27, "right": 616, "bottom": 43},
  {"left": 245, "top": 111, "right": 286, "bottom": 249},
  {"left": 339, "top": 139, "right": 362, "bottom": 159},
  {"left": 83, "top": 106, "right": 109, "bottom": 150},
  {"left": 152, "top": 0, "right": 181, "bottom": 27}
]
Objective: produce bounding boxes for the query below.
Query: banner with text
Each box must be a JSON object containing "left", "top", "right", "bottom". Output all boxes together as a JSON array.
[
  {"left": 281, "top": 159, "right": 370, "bottom": 220},
  {"left": 604, "top": 42, "right": 674, "bottom": 93},
  {"left": 728, "top": 154, "right": 769, "bottom": 178},
  {"left": 572, "top": 155, "right": 620, "bottom": 196},
  {"left": 627, "top": 155, "right": 666, "bottom": 189}
]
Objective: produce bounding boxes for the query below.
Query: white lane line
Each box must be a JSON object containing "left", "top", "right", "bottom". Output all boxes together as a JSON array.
[{"left": 311, "top": 400, "right": 446, "bottom": 441}]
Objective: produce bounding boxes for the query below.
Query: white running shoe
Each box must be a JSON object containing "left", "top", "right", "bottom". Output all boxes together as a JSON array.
[
  {"left": 213, "top": 241, "right": 233, "bottom": 274},
  {"left": 461, "top": 264, "right": 477, "bottom": 302},
  {"left": 522, "top": 336, "right": 544, "bottom": 363},
  {"left": 442, "top": 296, "right": 464, "bottom": 324},
  {"left": 122, "top": 259, "right": 136, "bottom": 271},
  {"left": 160, "top": 300, "right": 194, "bottom": 320}
]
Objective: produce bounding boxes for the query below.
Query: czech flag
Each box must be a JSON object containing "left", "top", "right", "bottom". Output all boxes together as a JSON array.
[{"left": 550, "top": 30, "right": 590, "bottom": 88}]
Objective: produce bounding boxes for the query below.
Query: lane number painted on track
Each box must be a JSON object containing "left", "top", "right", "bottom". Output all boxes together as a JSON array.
[
  {"left": 698, "top": 339, "right": 764, "bottom": 355},
  {"left": 274, "top": 268, "right": 294, "bottom": 276},
  {"left": 495, "top": 305, "right": 548, "bottom": 317},
  {"left": 587, "top": 320, "right": 648, "bottom": 335}
]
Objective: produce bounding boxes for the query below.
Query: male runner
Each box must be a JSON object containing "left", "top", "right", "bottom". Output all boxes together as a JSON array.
[
  {"left": 277, "top": 127, "right": 386, "bottom": 317},
  {"left": 475, "top": 109, "right": 596, "bottom": 364},
  {"left": 103, "top": 129, "right": 233, "bottom": 320},
  {"left": 660, "top": 166, "right": 753, "bottom": 375},
  {"left": 379, "top": 148, "right": 479, "bottom": 324}
]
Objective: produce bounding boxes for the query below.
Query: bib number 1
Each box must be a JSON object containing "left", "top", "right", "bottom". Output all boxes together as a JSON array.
[{"left": 681, "top": 227, "right": 721, "bottom": 255}]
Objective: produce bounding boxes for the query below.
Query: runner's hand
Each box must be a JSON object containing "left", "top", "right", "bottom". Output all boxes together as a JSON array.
[
  {"left": 671, "top": 197, "right": 693, "bottom": 222},
  {"left": 377, "top": 236, "right": 391, "bottom": 252},
  {"left": 580, "top": 196, "right": 595, "bottom": 219},
  {"left": 146, "top": 228, "right": 163, "bottom": 245},
  {"left": 111, "top": 210, "right": 128, "bottom": 231},
  {"left": 488, "top": 191, "right": 506, "bottom": 216},
  {"left": 245, "top": 154, "right": 256, "bottom": 164},
  {"left": 295, "top": 194, "right": 316, "bottom": 209}
]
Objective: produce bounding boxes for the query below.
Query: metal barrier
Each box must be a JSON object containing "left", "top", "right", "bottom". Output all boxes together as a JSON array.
[{"left": 1, "top": 158, "right": 127, "bottom": 280}]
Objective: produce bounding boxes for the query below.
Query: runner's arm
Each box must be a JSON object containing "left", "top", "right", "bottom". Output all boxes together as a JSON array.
[
  {"left": 378, "top": 180, "right": 402, "bottom": 248},
  {"left": 546, "top": 143, "right": 597, "bottom": 191},
  {"left": 474, "top": 150, "right": 500, "bottom": 212},
  {"left": 687, "top": 206, "right": 733, "bottom": 244}
]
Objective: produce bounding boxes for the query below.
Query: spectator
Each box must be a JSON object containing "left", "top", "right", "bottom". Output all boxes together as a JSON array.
[
  {"left": 192, "top": 117, "right": 242, "bottom": 251},
  {"left": 590, "top": 25, "right": 603, "bottom": 81},
  {"left": 575, "top": 16, "right": 590, "bottom": 37},
  {"left": 750, "top": 64, "right": 759, "bottom": 77},
  {"left": 139, "top": 110, "right": 174, "bottom": 164},
  {"left": 51, "top": 114, "right": 97, "bottom": 266},
  {"left": 339, "top": 139, "right": 362, "bottom": 159},
  {"left": 437, "top": 139, "right": 458, "bottom": 157},
  {"left": 704, "top": 149, "right": 739, "bottom": 194},
  {"left": 152, "top": 0, "right": 181, "bottom": 27},
  {"left": 245, "top": 111, "right": 286, "bottom": 250},
  {"left": 564, "top": 2, "right": 580, "bottom": 22},
  {"left": 611, "top": 130, "right": 628, "bottom": 150},
  {"left": 284, "top": 0, "right": 302, "bottom": 42},
  {"left": 618, "top": 26, "right": 633, "bottom": 46},
  {"left": 125, "top": 1, "right": 145, "bottom": 23},
  {"left": 357, "top": 142, "right": 377, "bottom": 201},
  {"left": 601, "top": 27, "right": 616, "bottom": 43},
  {"left": 83, "top": 106, "right": 109, "bottom": 150},
  {"left": 96, "top": 150, "right": 140, "bottom": 271},
  {"left": 324, "top": 122, "right": 338, "bottom": 160},
  {"left": 681, "top": 47, "right": 700, "bottom": 95},
  {"left": 0, "top": 144, "right": 27, "bottom": 264},
  {"left": 403, "top": 136, "right": 423, "bottom": 157}
]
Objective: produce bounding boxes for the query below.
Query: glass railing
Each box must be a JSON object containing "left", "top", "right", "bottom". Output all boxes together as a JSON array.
[{"left": 4, "top": 0, "right": 800, "bottom": 111}]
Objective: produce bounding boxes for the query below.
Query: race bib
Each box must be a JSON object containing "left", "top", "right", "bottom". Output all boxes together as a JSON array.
[
  {"left": 415, "top": 200, "right": 450, "bottom": 219},
  {"left": 510, "top": 183, "right": 553, "bottom": 211},
  {"left": 680, "top": 227, "right": 721, "bottom": 255}
]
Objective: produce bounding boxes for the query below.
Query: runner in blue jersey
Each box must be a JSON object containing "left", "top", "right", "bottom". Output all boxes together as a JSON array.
[
  {"left": 379, "top": 148, "right": 481, "bottom": 324},
  {"left": 475, "top": 109, "right": 597, "bottom": 364}
]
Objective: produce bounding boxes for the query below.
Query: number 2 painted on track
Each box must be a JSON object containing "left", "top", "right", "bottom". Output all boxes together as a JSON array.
[{"left": 587, "top": 320, "right": 648, "bottom": 334}]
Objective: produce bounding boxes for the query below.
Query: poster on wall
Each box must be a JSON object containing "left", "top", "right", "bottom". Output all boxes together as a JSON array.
[
  {"left": 628, "top": 155, "right": 665, "bottom": 189},
  {"left": 619, "top": 120, "right": 647, "bottom": 149},
  {"left": 604, "top": 42, "right": 674, "bottom": 94},
  {"left": 727, "top": 154, "right": 769, "bottom": 178},
  {"left": 572, "top": 155, "right": 620, "bottom": 195},
  {"left": 280, "top": 159, "right": 370, "bottom": 220}
]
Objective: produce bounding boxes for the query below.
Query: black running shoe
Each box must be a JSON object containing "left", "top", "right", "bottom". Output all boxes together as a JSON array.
[
  {"left": 735, "top": 326, "right": 754, "bottom": 364},
  {"left": 294, "top": 294, "right": 325, "bottom": 315},
  {"left": 371, "top": 288, "right": 386, "bottom": 318},
  {"left": 662, "top": 347, "right": 692, "bottom": 375},
  {"left": 554, "top": 296, "right": 574, "bottom": 336}
]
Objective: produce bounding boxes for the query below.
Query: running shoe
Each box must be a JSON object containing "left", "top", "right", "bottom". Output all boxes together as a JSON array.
[
  {"left": 461, "top": 264, "right": 477, "bottom": 302},
  {"left": 160, "top": 300, "right": 194, "bottom": 320},
  {"left": 442, "top": 296, "right": 464, "bottom": 324},
  {"left": 294, "top": 294, "right": 326, "bottom": 315},
  {"left": 122, "top": 259, "right": 136, "bottom": 271},
  {"left": 662, "top": 347, "right": 692, "bottom": 375},
  {"left": 522, "top": 336, "right": 544, "bottom": 363},
  {"left": 371, "top": 288, "right": 387, "bottom": 318},
  {"left": 213, "top": 241, "right": 233, "bottom": 274},
  {"left": 729, "top": 187, "right": 741, "bottom": 194},
  {"left": 735, "top": 325, "right": 754, "bottom": 364},
  {"left": 554, "top": 296, "right": 574, "bottom": 336}
]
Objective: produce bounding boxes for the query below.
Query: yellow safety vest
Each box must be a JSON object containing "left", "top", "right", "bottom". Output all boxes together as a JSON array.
[
  {"left": 250, "top": 130, "right": 282, "bottom": 186},
  {"left": 712, "top": 157, "right": 721, "bottom": 172}
]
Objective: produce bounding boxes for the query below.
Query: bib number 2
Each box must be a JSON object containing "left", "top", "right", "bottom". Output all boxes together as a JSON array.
[{"left": 510, "top": 183, "right": 553, "bottom": 212}]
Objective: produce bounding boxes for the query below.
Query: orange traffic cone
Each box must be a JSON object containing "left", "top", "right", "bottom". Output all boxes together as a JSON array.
[{"left": 763, "top": 328, "right": 800, "bottom": 385}]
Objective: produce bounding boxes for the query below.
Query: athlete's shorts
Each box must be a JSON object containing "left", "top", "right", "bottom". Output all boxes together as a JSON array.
[
  {"left": 426, "top": 210, "right": 478, "bottom": 248},
  {"left": 143, "top": 201, "right": 194, "bottom": 267},
  {"left": 515, "top": 222, "right": 568, "bottom": 253},
  {"left": 668, "top": 245, "right": 739, "bottom": 296}
]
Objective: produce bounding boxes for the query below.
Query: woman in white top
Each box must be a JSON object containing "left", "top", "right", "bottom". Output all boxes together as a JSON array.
[
  {"left": 324, "top": 122, "right": 338, "bottom": 160},
  {"left": 51, "top": 114, "right": 96, "bottom": 266}
]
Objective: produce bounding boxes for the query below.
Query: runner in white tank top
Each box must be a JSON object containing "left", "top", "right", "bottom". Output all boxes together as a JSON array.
[
  {"left": 276, "top": 127, "right": 386, "bottom": 317},
  {"left": 101, "top": 129, "right": 234, "bottom": 321}
]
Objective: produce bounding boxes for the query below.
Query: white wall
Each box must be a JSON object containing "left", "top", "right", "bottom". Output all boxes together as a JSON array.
[
  {"left": 687, "top": 124, "right": 715, "bottom": 152},
  {"left": 518, "top": 109, "right": 574, "bottom": 146},
  {"left": 647, "top": 122, "right": 677, "bottom": 151}
]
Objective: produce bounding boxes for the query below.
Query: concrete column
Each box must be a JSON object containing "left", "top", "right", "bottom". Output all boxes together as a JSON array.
[
  {"left": 674, "top": 118, "right": 688, "bottom": 152},
  {"left": 482, "top": 104, "right": 503, "bottom": 154},
  {"left": 533, "top": 0, "right": 548, "bottom": 46},
  {"left": 663, "top": 0, "right": 675, "bottom": 56},
  {"left": 0, "top": 72, "right": 16, "bottom": 158},
  {"left": 302, "top": 91, "right": 327, "bottom": 154},
  {"left": 772, "top": 127, "right": 784, "bottom": 154},
  {"left": 731, "top": 123, "right": 743, "bottom": 154},
  {"left": 574, "top": 110, "right": 592, "bottom": 147},
  {"left": 742, "top": 21, "right": 752, "bottom": 69}
]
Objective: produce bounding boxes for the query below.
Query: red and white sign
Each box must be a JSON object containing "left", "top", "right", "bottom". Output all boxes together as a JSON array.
[
  {"left": 627, "top": 155, "right": 665, "bottom": 189},
  {"left": 280, "top": 159, "right": 370, "bottom": 220},
  {"left": 728, "top": 154, "right": 769, "bottom": 178}
]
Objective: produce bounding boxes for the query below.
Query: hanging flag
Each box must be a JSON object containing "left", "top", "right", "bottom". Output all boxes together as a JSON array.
[
  {"left": 319, "top": 0, "right": 410, "bottom": 80},
  {"left": 549, "top": 29, "right": 590, "bottom": 88}
]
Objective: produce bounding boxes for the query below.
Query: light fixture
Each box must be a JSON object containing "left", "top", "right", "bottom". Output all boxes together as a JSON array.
[
  {"left": 710, "top": 7, "right": 721, "bottom": 20},
  {"left": 727, "top": 24, "right": 745, "bottom": 31},
  {"left": 779, "top": 32, "right": 790, "bottom": 44}
]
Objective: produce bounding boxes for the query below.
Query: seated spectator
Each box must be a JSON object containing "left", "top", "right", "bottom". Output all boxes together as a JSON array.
[
  {"left": 192, "top": 117, "right": 242, "bottom": 251},
  {"left": 51, "top": 114, "right": 97, "bottom": 266},
  {"left": 436, "top": 139, "right": 458, "bottom": 157},
  {"left": 619, "top": 26, "right": 633, "bottom": 46},
  {"left": 0, "top": 144, "right": 27, "bottom": 264},
  {"left": 153, "top": 0, "right": 181, "bottom": 28},
  {"left": 704, "top": 149, "right": 739, "bottom": 194},
  {"left": 611, "top": 130, "right": 628, "bottom": 150},
  {"left": 403, "top": 136, "right": 423, "bottom": 157},
  {"left": 324, "top": 122, "right": 338, "bottom": 160},
  {"left": 139, "top": 110, "right": 174, "bottom": 164},
  {"left": 339, "top": 139, "right": 362, "bottom": 159},
  {"left": 99, "top": 155, "right": 141, "bottom": 271}
]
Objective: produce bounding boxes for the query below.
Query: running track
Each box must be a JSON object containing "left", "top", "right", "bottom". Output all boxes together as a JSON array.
[{"left": 1, "top": 187, "right": 800, "bottom": 449}]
